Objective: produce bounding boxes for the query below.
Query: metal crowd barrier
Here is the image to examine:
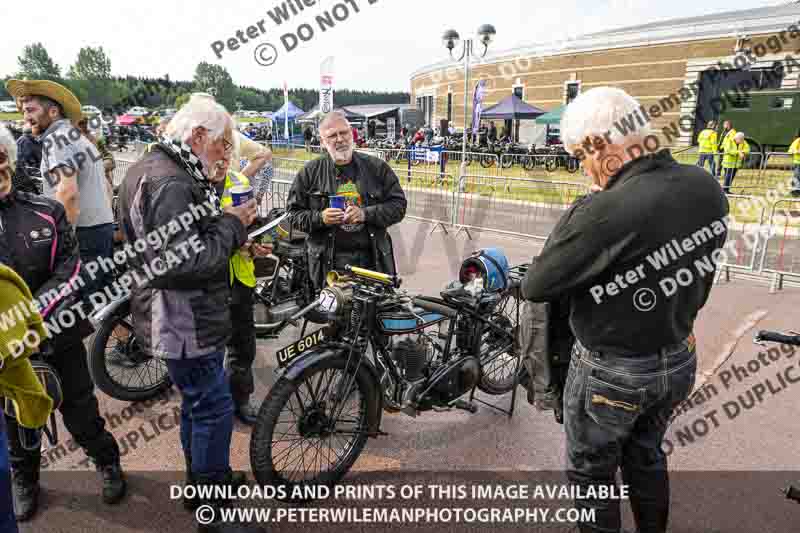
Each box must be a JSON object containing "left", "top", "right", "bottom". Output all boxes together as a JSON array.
[
  {"left": 453, "top": 175, "right": 589, "bottom": 240},
  {"left": 758, "top": 198, "right": 800, "bottom": 292},
  {"left": 402, "top": 170, "right": 456, "bottom": 233},
  {"left": 271, "top": 157, "right": 307, "bottom": 182},
  {"left": 715, "top": 195, "right": 767, "bottom": 282}
]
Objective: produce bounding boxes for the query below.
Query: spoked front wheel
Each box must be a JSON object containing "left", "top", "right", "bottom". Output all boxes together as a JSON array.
[
  {"left": 250, "top": 356, "right": 371, "bottom": 501},
  {"left": 477, "top": 291, "right": 523, "bottom": 395}
]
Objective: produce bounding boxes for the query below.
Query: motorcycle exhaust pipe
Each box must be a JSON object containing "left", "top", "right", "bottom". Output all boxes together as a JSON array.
[{"left": 255, "top": 298, "right": 323, "bottom": 334}]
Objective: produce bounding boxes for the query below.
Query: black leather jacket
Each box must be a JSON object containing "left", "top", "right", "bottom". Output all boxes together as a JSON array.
[
  {"left": 287, "top": 151, "right": 407, "bottom": 289},
  {"left": 0, "top": 190, "right": 88, "bottom": 344},
  {"left": 523, "top": 150, "right": 729, "bottom": 356}
]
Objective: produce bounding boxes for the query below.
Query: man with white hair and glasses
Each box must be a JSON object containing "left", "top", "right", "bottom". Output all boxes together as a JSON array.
[
  {"left": 118, "top": 96, "right": 257, "bottom": 516},
  {"left": 521, "top": 87, "right": 729, "bottom": 533},
  {"left": 287, "top": 110, "right": 406, "bottom": 291}
]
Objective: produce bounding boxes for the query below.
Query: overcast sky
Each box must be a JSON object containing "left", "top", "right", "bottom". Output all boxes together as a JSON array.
[{"left": 0, "top": 0, "right": 790, "bottom": 94}]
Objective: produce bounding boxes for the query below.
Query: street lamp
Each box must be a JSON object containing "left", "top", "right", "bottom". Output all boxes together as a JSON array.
[{"left": 442, "top": 24, "right": 496, "bottom": 188}]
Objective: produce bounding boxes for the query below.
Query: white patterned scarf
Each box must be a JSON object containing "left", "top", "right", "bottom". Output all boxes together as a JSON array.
[{"left": 158, "top": 136, "right": 221, "bottom": 207}]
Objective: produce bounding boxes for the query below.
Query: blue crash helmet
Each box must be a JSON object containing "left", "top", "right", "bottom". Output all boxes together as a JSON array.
[{"left": 459, "top": 248, "right": 510, "bottom": 292}]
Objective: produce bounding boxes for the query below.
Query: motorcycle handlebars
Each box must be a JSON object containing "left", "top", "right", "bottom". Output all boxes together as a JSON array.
[{"left": 753, "top": 330, "right": 800, "bottom": 346}]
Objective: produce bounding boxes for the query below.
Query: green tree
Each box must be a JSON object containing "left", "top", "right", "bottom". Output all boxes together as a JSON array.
[
  {"left": 175, "top": 93, "right": 191, "bottom": 109},
  {"left": 16, "top": 43, "right": 61, "bottom": 79},
  {"left": 67, "top": 46, "right": 112, "bottom": 80},
  {"left": 193, "top": 62, "right": 235, "bottom": 111}
]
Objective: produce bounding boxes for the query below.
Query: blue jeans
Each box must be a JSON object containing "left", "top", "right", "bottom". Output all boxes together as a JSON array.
[
  {"left": 166, "top": 350, "right": 234, "bottom": 482},
  {"left": 76, "top": 223, "right": 115, "bottom": 306},
  {"left": 564, "top": 338, "right": 697, "bottom": 533},
  {"left": 722, "top": 167, "right": 737, "bottom": 193},
  {"left": 696, "top": 153, "right": 715, "bottom": 176},
  {"left": 0, "top": 411, "right": 18, "bottom": 533},
  {"left": 792, "top": 165, "right": 800, "bottom": 194}
]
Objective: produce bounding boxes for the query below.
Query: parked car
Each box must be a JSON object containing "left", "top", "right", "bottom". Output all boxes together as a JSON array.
[
  {"left": 81, "top": 104, "right": 102, "bottom": 115},
  {"left": 127, "top": 106, "right": 150, "bottom": 116},
  {"left": 0, "top": 100, "right": 19, "bottom": 113}
]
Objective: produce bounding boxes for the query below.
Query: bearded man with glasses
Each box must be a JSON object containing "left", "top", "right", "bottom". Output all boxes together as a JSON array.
[{"left": 287, "top": 110, "right": 406, "bottom": 290}]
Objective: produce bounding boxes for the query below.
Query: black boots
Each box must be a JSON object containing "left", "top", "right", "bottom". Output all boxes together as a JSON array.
[
  {"left": 100, "top": 461, "right": 127, "bottom": 504},
  {"left": 11, "top": 472, "right": 38, "bottom": 522}
]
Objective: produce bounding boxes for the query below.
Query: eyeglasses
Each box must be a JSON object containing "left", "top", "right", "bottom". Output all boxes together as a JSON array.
[{"left": 324, "top": 130, "right": 352, "bottom": 143}]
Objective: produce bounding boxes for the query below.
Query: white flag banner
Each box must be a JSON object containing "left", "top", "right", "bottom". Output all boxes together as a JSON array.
[
  {"left": 283, "top": 80, "right": 289, "bottom": 140},
  {"left": 320, "top": 57, "right": 335, "bottom": 115}
]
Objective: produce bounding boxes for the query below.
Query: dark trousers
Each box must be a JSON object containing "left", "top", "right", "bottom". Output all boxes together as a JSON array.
[
  {"left": 165, "top": 350, "right": 233, "bottom": 482},
  {"left": 0, "top": 413, "right": 17, "bottom": 533},
  {"left": 564, "top": 339, "right": 697, "bottom": 533},
  {"left": 722, "top": 167, "right": 737, "bottom": 193},
  {"left": 76, "top": 223, "right": 115, "bottom": 306},
  {"left": 333, "top": 248, "right": 375, "bottom": 273},
  {"left": 696, "top": 153, "right": 715, "bottom": 176},
  {"left": 6, "top": 342, "right": 120, "bottom": 480},
  {"left": 227, "top": 280, "right": 256, "bottom": 405}
]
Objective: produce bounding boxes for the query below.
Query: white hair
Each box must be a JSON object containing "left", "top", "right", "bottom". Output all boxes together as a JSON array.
[
  {"left": 734, "top": 132, "right": 745, "bottom": 141},
  {"left": 560, "top": 87, "right": 652, "bottom": 149},
  {"left": 165, "top": 95, "right": 233, "bottom": 144},
  {"left": 320, "top": 110, "right": 349, "bottom": 130},
  {"left": 0, "top": 123, "right": 17, "bottom": 169}
]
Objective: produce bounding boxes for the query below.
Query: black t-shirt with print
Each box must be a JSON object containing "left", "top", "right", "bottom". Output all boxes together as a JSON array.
[{"left": 333, "top": 161, "right": 370, "bottom": 252}]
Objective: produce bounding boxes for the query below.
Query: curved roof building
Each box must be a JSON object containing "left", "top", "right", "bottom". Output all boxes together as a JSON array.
[{"left": 410, "top": 3, "right": 800, "bottom": 146}]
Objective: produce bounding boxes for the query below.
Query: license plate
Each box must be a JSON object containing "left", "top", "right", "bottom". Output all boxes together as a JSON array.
[{"left": 275, "top": 328, "right": 326, "bottom": 368}]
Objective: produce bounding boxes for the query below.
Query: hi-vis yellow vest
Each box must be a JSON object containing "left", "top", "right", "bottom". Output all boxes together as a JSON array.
[
  {"left": 697, "top": 129, "right": 718, "bottom": 153},
  {"left": 789, "top": 138, "right": 800, "bottom": 165},
  {"left": 220, "top": 171, "right": 256, "bottom": 288},
  {"left": 722, "top": 138, "right": 750, "bottom": 169}
]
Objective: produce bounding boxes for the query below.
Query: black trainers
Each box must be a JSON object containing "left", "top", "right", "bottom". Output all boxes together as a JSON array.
[
  {"left": 234, "top": 401, "right": 258, "bottom": 426},
  {"left": 100, "top": 462, "right": 127, "bottom": 504},
  {"left": 11, "top": 473, "right": 39, "bottom": 522}
]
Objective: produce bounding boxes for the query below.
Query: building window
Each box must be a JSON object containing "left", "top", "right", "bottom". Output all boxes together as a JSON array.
[
  {"left": 426, "top": 95, "right": 434, "bottom": 125},
  {"left": 729, "top": 93, "right": 751, "bottom": 110},
  {"left": 769, "top": 96, "right": 793, "bottom": 110},
  {"left": 566, "top": 82, "right": 580, "bottom": 104},
  {"left": 447, "top": 93, "right": 452, "bottom": 122}
]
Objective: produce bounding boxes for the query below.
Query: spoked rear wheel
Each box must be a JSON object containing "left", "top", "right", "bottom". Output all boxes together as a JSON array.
[
  {"left": 477, "top": 291, "right": 522, "bottom": 395},
  {"left": 88, "top": 304, "right": 171, "bottom": 402},
  {"left": 250, "top": 356, "right": 370, "bottom": 501}
]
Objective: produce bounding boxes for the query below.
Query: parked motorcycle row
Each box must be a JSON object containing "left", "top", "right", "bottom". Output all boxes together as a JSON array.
[
  {"left": 350, "top": 135, "right": 580, "bottom": 173},
  {"left": 88, "top": 204, "right": 527, "bottom": 499},
  {"left": 104, "top": 124, "right": 157, "bottom": 152}
]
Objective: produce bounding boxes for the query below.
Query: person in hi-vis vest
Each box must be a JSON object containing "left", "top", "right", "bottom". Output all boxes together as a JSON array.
[
  {"left": 696, "top": 120, "right": 718, "bottom": 176},
  {"left": 788, "top": 129, "right": 800, "bottom": 196},
  {"left": 218, "top": 169, "right": 273, "bottom": 425}
]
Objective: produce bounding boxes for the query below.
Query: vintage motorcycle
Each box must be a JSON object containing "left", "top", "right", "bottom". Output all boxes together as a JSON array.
[
  {"left": 250, "top": 250, "right": 526, "bottom": 500},
  {"left": 87, "top": 209, "right": 321, "bottom": 401},
  {"left": 753, "top": 329, "right": 800, "bottom": 505}
]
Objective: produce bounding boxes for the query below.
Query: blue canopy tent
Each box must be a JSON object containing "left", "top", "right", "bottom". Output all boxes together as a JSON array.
[
  {"left": 271, "top": 101, "right": 306, "bottom": 142},
  {"left": 480, "top": 94, "right": 546, "bottom": 142},
  {"left": 481, "top": 95, "right": 546, "bottom": 120}
]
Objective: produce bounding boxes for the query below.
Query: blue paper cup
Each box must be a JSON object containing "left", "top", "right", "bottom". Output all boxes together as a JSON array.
[
  {"left": 329, "top": 195, "right": 345, "bottom": 210},
  {"left": 230, "top": 185, "right": 253, "bottom": 206}
]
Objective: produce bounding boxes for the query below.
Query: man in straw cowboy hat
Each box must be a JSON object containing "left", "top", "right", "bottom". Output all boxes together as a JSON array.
[
  {"left": 2, "top": 82, "right": 125, "bottom": 520},
  {"left": 5, "top": 79, "right": 115, "bottom": 306}
]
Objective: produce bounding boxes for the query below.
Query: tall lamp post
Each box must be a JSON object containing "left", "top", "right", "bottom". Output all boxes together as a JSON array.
[{"left": 442, "top": 24, "right": 497, "bottom": 189}]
